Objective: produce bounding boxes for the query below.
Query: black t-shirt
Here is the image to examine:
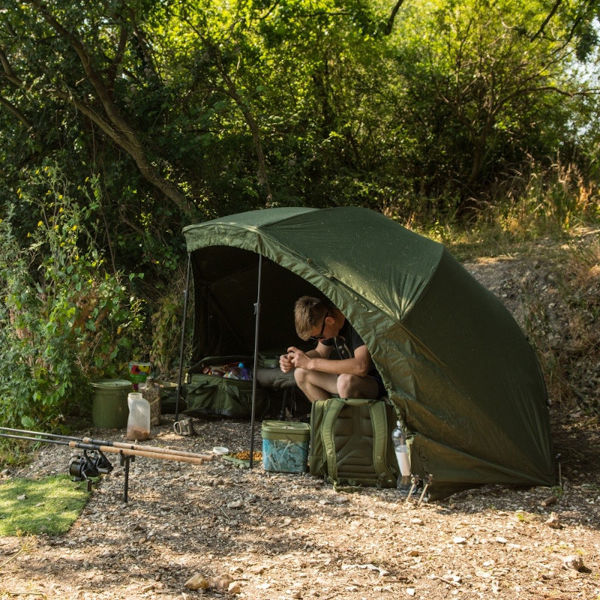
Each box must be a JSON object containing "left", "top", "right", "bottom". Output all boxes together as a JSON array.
[{"left": 321, "top": 319, "right": 379, "bottom": 378}]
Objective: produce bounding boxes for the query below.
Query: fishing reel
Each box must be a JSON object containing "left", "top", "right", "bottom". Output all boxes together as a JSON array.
[{"left": 69, "top": 448, "right": 113, "bottom": 482}]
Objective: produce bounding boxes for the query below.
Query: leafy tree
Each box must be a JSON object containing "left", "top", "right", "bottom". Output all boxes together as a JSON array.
[
  {"left": 0, "top": 0, "right": 599, "bottom": 428},
  {"left": 381, "top": 0, "right": 600, "bottom": 216}
]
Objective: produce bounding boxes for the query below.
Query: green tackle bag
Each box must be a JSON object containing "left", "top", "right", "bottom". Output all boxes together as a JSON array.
[
  {"left": 309, "top": 397, "right": 399, "bottom": 488},
  {"left": 183, "top": 356, "right": 266, "bottom": 419}
]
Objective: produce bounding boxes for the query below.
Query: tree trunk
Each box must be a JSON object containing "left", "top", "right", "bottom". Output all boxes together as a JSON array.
[{"left": 25, "top": 0, "right": 193, "bottom": 216}]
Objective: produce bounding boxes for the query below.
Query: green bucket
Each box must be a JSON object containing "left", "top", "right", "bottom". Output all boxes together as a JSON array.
[
  {"left": 91, "top": 379, "right": 132, "bottom": 428},
  {"left": 261, "top": 420, "right": 311, "bottom": 473}
]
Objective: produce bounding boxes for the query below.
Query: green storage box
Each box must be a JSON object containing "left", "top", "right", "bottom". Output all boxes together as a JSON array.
[
  {"left": 262, "top": 420, "right": 310, "bottom": 473},
  {"left": 91, "top": 379, "right": 132, "bottom": 428}
]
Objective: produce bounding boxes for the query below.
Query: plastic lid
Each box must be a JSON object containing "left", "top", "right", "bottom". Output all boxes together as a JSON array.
[
  {"left": 91, "top": 379, "right": 133, "bottom": 389},
  {"left": 262, "top": 420, "right": 310, "bottom": 431}
]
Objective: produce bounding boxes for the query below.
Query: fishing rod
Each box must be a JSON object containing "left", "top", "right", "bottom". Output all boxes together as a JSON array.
[
  {"left": 0, "top": 426, "right": 210, "bottom": 461},
  {"left": 0, "top": 428, "right": 213, "bottom": 502},
  {"left": 0, "top": 432, "right": 212, "bottom": 464}
]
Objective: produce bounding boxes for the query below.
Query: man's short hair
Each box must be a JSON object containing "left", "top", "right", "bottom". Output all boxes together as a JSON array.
[{"left": 294, "top": 296, "right": 334, "bottom": 341}]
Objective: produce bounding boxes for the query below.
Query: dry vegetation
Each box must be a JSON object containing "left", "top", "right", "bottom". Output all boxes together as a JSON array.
[{"left": 0, "top": 232, "right": 599, "bottom": 600}]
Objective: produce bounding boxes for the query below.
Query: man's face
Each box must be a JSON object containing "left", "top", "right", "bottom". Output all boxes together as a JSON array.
[{"left": 309, "top": 311, "right": 333, "bottom": 342}]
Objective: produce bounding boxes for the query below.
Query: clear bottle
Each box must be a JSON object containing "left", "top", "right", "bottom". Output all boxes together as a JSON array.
[{"left": 392, "top": 420, "right": 411, "bottom": 488}]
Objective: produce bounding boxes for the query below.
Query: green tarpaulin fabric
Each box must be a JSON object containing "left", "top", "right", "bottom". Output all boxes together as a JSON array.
[{"left": 183, "top": 207, "right": 555, "bottom": 498}]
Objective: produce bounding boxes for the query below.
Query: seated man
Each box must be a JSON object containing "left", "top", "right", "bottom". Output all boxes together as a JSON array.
[{"left": 279, "top": 296, "right": 385, "bottom": 402}]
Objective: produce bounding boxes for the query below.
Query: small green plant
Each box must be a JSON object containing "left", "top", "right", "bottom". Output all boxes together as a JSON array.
[
  {"left": 150, "top": 272, "right": 189, "bottom": 378},
  {"left": 0, "top": 165, "right": 145, "bottom": 428}
]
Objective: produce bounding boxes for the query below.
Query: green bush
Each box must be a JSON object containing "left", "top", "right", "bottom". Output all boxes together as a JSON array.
[{"left": 0, "top": 167, "right": 144, "bottom": 429}]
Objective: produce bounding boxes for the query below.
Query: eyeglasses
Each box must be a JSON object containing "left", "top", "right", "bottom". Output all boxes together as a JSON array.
[{"left": 309, "top": 312, "right": 329, "bottom": 342}]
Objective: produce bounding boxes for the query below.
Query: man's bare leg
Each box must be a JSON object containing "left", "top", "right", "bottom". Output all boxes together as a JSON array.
[
  {"left": 294, "top": 368, "right": 339, "bottom": 402},
  {"left": 337, "top": 374, "right": 380, "bottom": 399}
]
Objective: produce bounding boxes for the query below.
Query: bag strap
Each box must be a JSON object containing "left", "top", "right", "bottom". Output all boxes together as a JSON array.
[
  {"left": 320, "top": 398, "right": 348, "bottom": 483},
  {"left": 321, "top": 398, "right": 374, "bottom": 483},
  {"left": 368, "top": 400, "right": 393, "bottom": 485}
]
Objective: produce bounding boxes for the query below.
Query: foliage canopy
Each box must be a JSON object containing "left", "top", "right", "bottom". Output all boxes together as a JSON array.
[{"left": 0, "top": 0, "right": 598, "bottom": 424}]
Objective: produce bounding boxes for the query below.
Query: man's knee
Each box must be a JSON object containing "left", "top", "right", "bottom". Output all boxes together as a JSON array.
[
  {"left": 337, "top": 374, "right": 358, "bottom": 398},
  {"left": 294, "top": 367, "right": 310, "bottom": 388},
  {"left": 337, "top": 374, "right": 377, "bottom": 399}
]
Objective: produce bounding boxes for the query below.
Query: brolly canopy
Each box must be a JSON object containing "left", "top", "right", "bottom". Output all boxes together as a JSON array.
[{"left": 183, "top": 206, "right": 554, "bottom": 497}]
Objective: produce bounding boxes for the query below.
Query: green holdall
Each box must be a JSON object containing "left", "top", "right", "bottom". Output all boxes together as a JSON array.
[
  {"left": 309, "top": 397, "right": 399, "bottom": 488},
  {"left": 184, "top": 356, "right": 266, "bottom": 419}
]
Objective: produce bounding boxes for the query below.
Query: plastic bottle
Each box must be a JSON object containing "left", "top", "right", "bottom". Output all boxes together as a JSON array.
[
  {"left": 223, "top": 362, "right": 252, "bottom": 380},
  {"left": 237, "top": 362, "right": 252, "bottom": 381},
  {"left": 127, "top": 392, "right": 151, "bottom": 440},
  {"left": 392, "top": 420, "right": 411, "bottom": 488},
  {"left": 223, "top": 366, "right": 240, "bottom": 379}
]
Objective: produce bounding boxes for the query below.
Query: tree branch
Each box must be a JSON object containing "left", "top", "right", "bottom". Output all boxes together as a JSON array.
[
  {"left": 104, "top": 21, "right": 129, "bottom": 90},
  {"left": 0, "top": 47, "right": 24, "bottom": 87},
  {"left": 54, "top": 88, "right": 192, "bottom": 215},
  {"left": 0, "top": 94, "right": 33, "bottom": 129},
  {"left": 531, "top": 0, "right": 563, "bottom": 41},
  {"left": 182, "top": 14, "right": 273, "bottom": 204},
  {"left": 383, "top": 0, "right": 406, "bottom": 36},
  {"left": 24, "top": 0, "right": 192, "bottom": 216},
  {"left": 213, "top": 49, "right": 273, "bottom": 203}
]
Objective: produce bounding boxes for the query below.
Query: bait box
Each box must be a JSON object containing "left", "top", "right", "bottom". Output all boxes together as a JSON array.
[{"left": 261, "top": 420, "right": 310, "bottom": 473}]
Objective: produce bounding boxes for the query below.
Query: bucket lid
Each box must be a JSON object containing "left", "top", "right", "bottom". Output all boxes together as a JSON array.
[
  {"left": 261, "top": 420, "right": 310, "bottom": 434},
  {"left": 91, "top": 379, "right": 133, "bottom": 389}
]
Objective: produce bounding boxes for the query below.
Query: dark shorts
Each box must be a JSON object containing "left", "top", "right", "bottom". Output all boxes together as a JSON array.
[{"left": 371, "top": 374, "right": 386, "bottom": 399}]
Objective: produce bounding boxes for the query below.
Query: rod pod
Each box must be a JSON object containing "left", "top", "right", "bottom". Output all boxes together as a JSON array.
[{"left": 0, "top": 430, "right": 213, "bottom": 503}]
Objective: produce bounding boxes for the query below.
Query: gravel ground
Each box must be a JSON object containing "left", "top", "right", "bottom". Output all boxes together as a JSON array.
[
  {"left": 1, "top": 246, "right": 599, "bottom": 600},
  {"left": 0, "top": 416, "right": 598, "bottom": 600}
]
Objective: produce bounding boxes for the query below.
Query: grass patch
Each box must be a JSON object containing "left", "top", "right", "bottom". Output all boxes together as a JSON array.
[{"left": 0, "top": 474, "right": 90, "bottom": 536}]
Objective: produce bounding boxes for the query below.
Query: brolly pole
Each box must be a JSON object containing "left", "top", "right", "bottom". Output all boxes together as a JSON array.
[
  {"left": 249, "top": 253, "right": 263, "bottom": 469},
  {"left": 175, "top": 252, "right": 192, "bottom": 421}
]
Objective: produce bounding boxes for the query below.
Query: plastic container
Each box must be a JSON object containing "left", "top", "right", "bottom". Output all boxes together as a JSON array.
[
  {"left": 223, "top": 362, "right": 252, "bottom": 381},
  {"left": 392, "top": 420, "right": 411, "bottom": 488},
  {"left": 91, "top": 379, "right": 132, "bottom": 428},
  {"left": 126, "top": 392, "right": 151, "bottom": 440},
  {"left": 262, "top": 420, "right": 310, "bottom": 473}
]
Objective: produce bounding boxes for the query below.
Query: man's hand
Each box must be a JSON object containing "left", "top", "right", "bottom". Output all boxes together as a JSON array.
[
  {"left": 279, "top": 351, "right": 295, "bottom": 373},
  {"left": 286, "top": 346, "right": 312, "bottom": 370}
]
